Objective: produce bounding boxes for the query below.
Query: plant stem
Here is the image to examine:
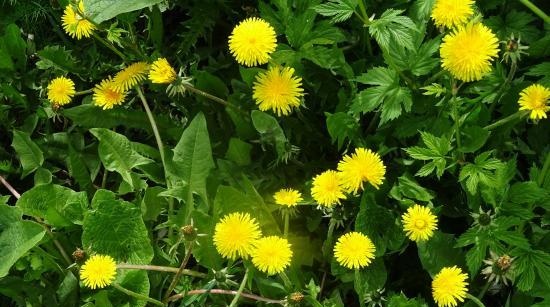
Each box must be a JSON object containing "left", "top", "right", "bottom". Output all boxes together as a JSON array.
[
  {"left": 0, "top": 175, "right": 21, "bottom": 199},
  {"left": 450, "top": 92, "right": 462, "bottom": 158},
  {"left": 283, "top": 210, "right": 290, "bottom": 238},
  {"left": 117, "top": 264, "right": 207, "bottom": 278},
  {"left": 477, "top": 282, "right": 491, "bottom": 300},
  {"left": 483, "top": 111, "right": 526, "bottom": 131},
  {"left": 229, "top": 268, "right": 249, "bottom": 307},
  {"left": 466, "top": 293, "right": 486, "bottom": 307},
  {"left": 537, "top": 152, "right": 550, "bottom": 187},
  {"left": 181, "top": 83, "right": 246, "bottom": 115},
  {"left": 322, "top": 219, "right": 336, "bottom": 257},
  {"left": 355, "top": 269, "right": 366, "bottom": 307},
  {"left": 167, "top": 289, "right": 285, "bottom": 305},
  {"left": 357, "top": 0, "right": 370, "bottom": 25},
  {"left": 101, "top": 169, "right": 108, "bottom": 189},
  {"left": 74, "top": 89, "right": 93, "bottom": 96},
  {"left": 489, "top": 61, "right": 517, "bottom": 114},
  {"left": 279, "top": 271, "right": 292, "bottom": 289},
  {"left": 518, "top": 0, "right": 550, "bottom": 23},
  {"left": 113, "top": 283, "right": 165, "bottom": 306},
  {"left": 424, "top": 70, "right": 447, "bottom": 86},
  {"left": 92, "top": 33, "right": 127, "bottom": 61},
  {"left": 163, "top": 242, "right": 195, "bottom": 302}
]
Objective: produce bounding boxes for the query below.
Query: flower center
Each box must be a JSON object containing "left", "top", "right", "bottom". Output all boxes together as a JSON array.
[{"left": 414, "top": 219, "right": 426, "bottom": 229}]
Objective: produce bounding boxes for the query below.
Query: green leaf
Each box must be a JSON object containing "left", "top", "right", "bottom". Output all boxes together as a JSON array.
[
  {"left": 508, "top": 182, "right": 548, "bottom": 204},
  {"left": 405, "top": 132, "right": 451, "bottom": 178},
  {"left": 191, "top": 210, "right": 223, "bottom": 270},
  {"left": 82, "top": 199, "right": 153, "bottom": 264},
  {"left": 111, "top": 270, "right": 150, "bottom": 307},
  {"left": 251, "top": 110, "right": 291, "bottom": 160},
  {"left": 2, "top": 24, "right": 26, "bottom": 70},
  {"left": 325, "top": 112, "right": 359, "bottom": 150},
  {"left": 90, "top": 128, "right": 152, "bottom": 189},
  {"left": 0, "top": 205, "right": 46, "bottom": 278},
  {"left": 313, "top": 0, "right": 357, "bottom": 23},
  {"left": 460, "top": 126, "right": 490, "bottom": 153},
  {"left": 369, "top": 9, "right": 417, "bottom": 51},
  {"left": 83, "top": 0, "right": 164, "bottom": 23},
  {"left": 389, "top": 174, "right": 435, "bottom": 203},
  {"left": 388, "top": 293, "right": 428, "bottom": 307},
  {"left": 36, "top": 46, "right": 79, "bottom": 73},
  {"left": 172, "top": 113, "right": 215, "bottom": 224},
  {"left": 225, "top": 138, "right": 252, "bottom": 166},
  {"left": 16, "top": 184, "right": 87, "bottom": 227},
  {"left": 459, "top": 152, "right": 504, "bottom": 194},
  {"left": 11, "top": 130, "right": 44, "bottom": 178},
  {"left": 418, "top": 232, "right": 465, "bottom": 276}
]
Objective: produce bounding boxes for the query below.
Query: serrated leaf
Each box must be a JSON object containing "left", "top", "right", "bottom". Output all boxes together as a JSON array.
[
  {"left": 36, "top": 46, "right": 79, "bottom": 73},
  {"left": 313, "top": 0, "right": 357, "bottom": 23},
  {"left": 369, "top": 9, "right": 417, "bottom": 51}
]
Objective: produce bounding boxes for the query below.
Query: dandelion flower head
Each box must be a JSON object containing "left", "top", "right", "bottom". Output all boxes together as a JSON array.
[
  {"left": 112, "top": 62, "right": 150, "bottom": 92},
  {"left": 80, "top": 254, "right": 117, "bottom": 289},
  {"left": 47, "top": 76, "right": 75, "bottom": 106},
  {"left": 432, "top": 266, "right": 469, "bottom": 307},
  {"left": 518, "top": 84, "right": 550, "bottom": 120},
  {"left": 431, "top": 0, "right": 475, "bottom": 29},
  {"left": 149, "top": 58, "right": 177, "bottom": 84},
  {"left": 213, "top": 212, "right": 262, "bottom": 260},
  {"left": 253, "top": 66, "right": 304, "bottom": 116},
  {"left": 274, "top": 188, "right": 303, "bottom": 207},
  {"left": 251, "top": 236, "right": 292, "bottom": 275},
  {"left": 334, "top": 232, "right": 376, "bottom": 269},
  {"left": 61, "top": 1, "right": 95, "bottom": 39},
  {"left": 228, "top": 17, "right": 277, "bottom": 67},
  {"left": 440, "top": 23, "right": 499, "bottom": 82},
  {"left": 337, "top": 148, "right": 386, "bottom": 193},
  {"left": 311, "top": 170, "right": 346, "bottom": 207},
  {"left": 402, "top": 204, "right": 438, "bottom": 242},
  {"left": 93, "top": 77, "right": 127, "bottom": 110}
]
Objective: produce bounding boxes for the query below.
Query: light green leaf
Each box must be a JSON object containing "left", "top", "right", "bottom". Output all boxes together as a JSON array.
[
  {"left": 11, "top": 130, "right": 44, "bottom": 178},
  {"left": 313, "top": 0, "right": 357, "bottom": 23},
  {"left": 83, "top": 0, "right": 164, "bottom": 23},
  {"left": 111, "top": 270, "right": 150, "bottom": 307},
  {"left": 0, "top": 205, "right": 46, "bottom": 278},
  {"left": 36, "top": 46, "right": 79, "bottom": 73},
  {"left": 369, "top": 9, "right": 417, "bottom": 50}
]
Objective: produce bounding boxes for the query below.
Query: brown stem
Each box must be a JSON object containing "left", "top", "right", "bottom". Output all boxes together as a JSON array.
[
  {"left": 163, "top": 242, "right": 195, "bottom": 302},
  {"left": 116, "top": 263, "right": 207, "bottom": 278},
  {"left": 0, "top": 175, "right": 21, "bottom": 199},
  {"left": 167, "top": 289, "right": 285, "bottom": 305}
]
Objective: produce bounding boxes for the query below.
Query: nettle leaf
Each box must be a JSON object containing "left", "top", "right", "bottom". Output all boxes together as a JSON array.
[
  {"left": 459, "top": 151, "right": 504, "bottom": 195},
  {"left": 351, "top": 67, "right": 412, "bottom": 125},
  {"left": 405, "top": 131, "right": 452, "bottom": 178},
  {"left": 83, "top": 0, "right": 164, "bottom": 24},
  {"left": 172, "top": 113, "right": 215, "bottom": 224},
  {"left": 313, "top": 0, "right": 357, "bottom": 23},
  {"left": 385, "top": 36, "right": 440, "bottom": 76},
  {"left": 513, "top": 248, "right": 550, "bottom": 291},
  {"left": 410, "top": 0, "right": 436, "bottom": 22},
  {"left": 485, "top": 10, "right": 539, "bottom": 43},
  {"left": 0, "top": 205, "right": 46, "bottom": 278},
  {"left": 11, "top": 130, "right": 44, "bottom": 178},
  {"left": 90, "top": 128, "right": 152, "bottom": 189},
  {"left": 369, "top": 9, "right": 417, "bottom": 51},
  {"left": 16, "top": 184, "right": 88, "bottom": 227},
  {"left": 82, "top": 198, "right": 153, "bottom": 264}
]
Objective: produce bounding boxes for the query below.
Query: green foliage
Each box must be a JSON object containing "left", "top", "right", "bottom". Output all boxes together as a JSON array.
[
  {"left": 313, "top": 0, "right": 357, "bottom": 24},
  {"left": 405, "top": 131, "right": 452, "bottom": 178}
]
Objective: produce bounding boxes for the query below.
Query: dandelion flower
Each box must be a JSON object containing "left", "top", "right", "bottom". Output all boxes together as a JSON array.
[
  {"left": 431, "top": 0, "right": 475, "bottom": 29},
  {"left": 253, "top": 66, "right": 304, "bottom": 116},
  {"left": 47, "top": 76, "right": 75, "bottom": 106},
  {"left": 334, "top": 232, "right": 376, "bottom": 269},
  {"left": 93, "top": 78, "right": 127, "bottom": 109},
  {"left": 402, "top": 204, "right": 438, "bottom": 242},
  {"left": 80, "top": 254, "right": 117, "bottom": 289},
  {"left": 311, "top": 170, "right": 346, "bottom": 207},
  {"left": 337, "top": 148, "right": 386, "bottom": 193},
  {"left": 149, "top": 58, "right": 177, "bottom": 84},
  {"left": 61, "top": 1, "right": 95, "bottom": 39},
  {"left": 440, "top": 23, "right": 499, "bottom": 82},
  {"left": 228, "top": 17, "right": 277, "bottom": 67},
  {"left": 274, "top": 188, "right": 303, "bottom": 207},
  {"left": 112, "top": 62, "right": 150, "bottom": 92},
  {"left": 518, "top": 84, "right": 550, "bottom": 120},
  {"left": 432, "top": 266, "right": 469, "bottom": 307},
  {"left": 213, "top": 212, "right": 262, "bottom": 260},
  {"left": 251, "top": 236, "right": 292, "bottom": 275}
]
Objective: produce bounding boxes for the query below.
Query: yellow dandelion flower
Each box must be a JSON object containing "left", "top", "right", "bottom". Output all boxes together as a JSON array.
[
  {"left": 251, "top": 236, "right": 292, "bottom": 275},
  {"left": 112, "top": 62, "right": 150, "bottom": 92},
  {"left": 334, "top": 232, "right": 376, "bottom": 269},
  {"left": 274, "top": 188, "right": 303, "bottom": 207},
  {"left": 61, "top": 1, "right": 95, "bottom": 39},
  {"left": 213, "top": 212, "right": 262, "bottom": 260},
  {"left": 431, "top": 0, "right": 475, "bottom": 29},
  {"left": 518, "top": 84, "right": 550, "bottom": 120},
  {"left": 432, "top": 266, "right": 469, "bottom": 307},
  {"left": 252, "top": 66, "right": 304, "bottom": 116},
  {"left": 149, "top": 58, "right": 177, "bottom": 84},
  {"left": 80, "top": 254, "right": 117, "bottom": 289},
  {"left": 228, "top": 17, "right": 277, "bottom": 67},
  {"left": 402, "top": 204, "right": 438, "bottom": 242},
  {"left": 337, "top": 148, "right": 386, "bottom": 193},
  {"left": 311, "top": 170, "right": 346, "bottom": 207},
  {"left": 47, "top": 76, "right": 75, "bottom": 106},
  {"left": 440, "top": 23, "right": 499, "bottom": 82},
  {"left": 93, "top": 78, "right": 127, "bottom": 110}
]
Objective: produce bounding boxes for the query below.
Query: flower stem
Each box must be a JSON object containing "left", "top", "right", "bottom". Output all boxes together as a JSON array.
[
  {"left": 483, "top": 111, "right": 526, "bottom": 131},
  {"left": 279, "top": 271, "right": 292, "bottom": 289},
  {"left": 357, "top": 0, "right": 370, "bottom": 25},
  {"left": 167, "top": 289, "right": 284, "bottom": 305},
  {"left": 477, "top": 282, "right": 491, "bottom": 300},
  {"left": 74, "top": 89, "right": 93, "bottom": 96},
  {"left": 163, "top": 242, "right": 195, "bottom": 302},
  {"left": 537, "top": 152, "right": 550, "bottom": 187},
  {"left": 92, "top": 33, "right": 127, "bottom": 61},
  {"left": 283, "top": 210, "right": 290, "bottom": 238},
  {"left": 322, "top": 219, "right": 336, "bottom": 257},
  {"left": 113, "top": 283, "right": 165, "bottom": 306},
  {"left": 116, "top": 263, "right": 207, "bottom": 278},
  {"left": 181, "top": 83, "right": 247, "bottom": 115},
  {"left": 229, "top": 268, "right": 249, "bottom": 307},
  {"left": 518, "top": 0, "right": 550, "bottom": 23},
  {"left": 466, "top": 293, "right": 486, "bottom": 307},
  {"left": 354, "top": 269, "right": 366, "bottom": 307}
]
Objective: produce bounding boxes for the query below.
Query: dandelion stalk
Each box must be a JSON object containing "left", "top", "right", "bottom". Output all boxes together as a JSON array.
[
  {"left": 518, "top": 0, "right": 550, "bottom": 23},
  {"left": 92, "top": 33, "right": 127, "bottom": 61},
  {"left": 74, "top": 89, "right": 93, "bottom": 96},
  {"left": 483, "top": 111, "right": 526, "bottom": 131},
  {"left": 113, "top": 283, "right": 165, "bottom": 306},
  {"left": 283, "top": 210, "right": 290, "bottom": 238},
  {"left": 466, "top": 293, "right": 486, "bottom": 307},
  {"left": 322, "top": 218, "right": 336, "bottom": 257},
  {"left": 181, "top": 83, "right": 246, "bottom": 115},
  {"left": 354, "top": 269, "right": 366, "bottom": 307},
  {"left": 228, "top": 268, "right": 249, "bottom": 307},
  {"left": 163, "top": 241, "right": 195, "bottom": 302},
  {"left": 167, "top": 289, "right": 285, "bottom": 305},
  {"left": 117, "top": 264, "right": 207, "bottom": 278}
]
